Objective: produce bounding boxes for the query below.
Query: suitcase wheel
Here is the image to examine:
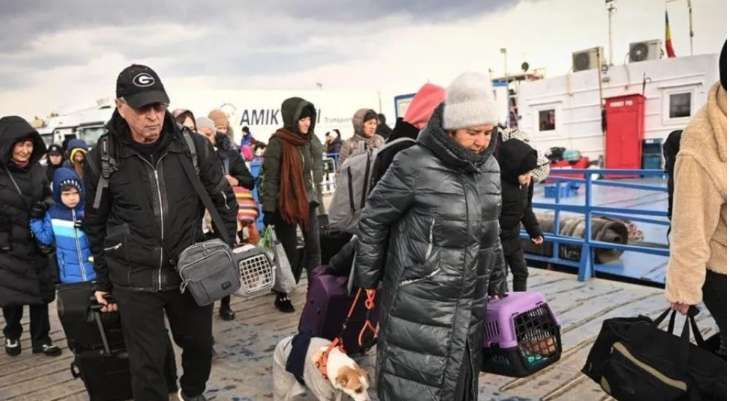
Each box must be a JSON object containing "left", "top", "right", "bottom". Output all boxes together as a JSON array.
[{"left": 70, "top": 361, "right": 80, "bottom": 378}]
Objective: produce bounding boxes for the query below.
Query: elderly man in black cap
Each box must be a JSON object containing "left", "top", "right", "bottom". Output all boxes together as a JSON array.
[{"left": 83, "top": 64, "right": 238, "bottom": 401}]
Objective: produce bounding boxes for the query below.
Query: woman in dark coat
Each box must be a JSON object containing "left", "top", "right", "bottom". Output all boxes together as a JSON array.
[
  {"left": 260, "top": 97, "right": 323, "bottom": 313},
  {"left": 0, "top": 116, "right": 60, "bottom": 357},
  {"left": 354, "top": 72, "right": 507, "bottom": 401}
]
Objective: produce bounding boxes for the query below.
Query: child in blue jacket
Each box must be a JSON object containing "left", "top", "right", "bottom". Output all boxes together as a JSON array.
[{"left": 30, "top": 167, "right": 95, "bottom": 283}]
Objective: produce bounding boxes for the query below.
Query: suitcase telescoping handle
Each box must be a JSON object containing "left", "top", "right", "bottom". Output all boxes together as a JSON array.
[{"left": 89, "top": 294, "right": 116, "bottom": 356}]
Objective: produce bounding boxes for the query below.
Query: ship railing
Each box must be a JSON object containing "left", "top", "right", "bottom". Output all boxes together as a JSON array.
[{"left": 520, "top": 169, "right": 669, "bottom": 283}]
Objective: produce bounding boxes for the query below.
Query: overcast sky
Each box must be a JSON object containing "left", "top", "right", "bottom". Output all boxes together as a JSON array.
[{"left": 0, "top": 0, "right": 725, "bottom": 119}]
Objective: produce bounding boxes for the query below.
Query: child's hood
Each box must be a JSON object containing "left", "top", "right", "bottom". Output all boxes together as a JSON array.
[
  {"left": 67, "top": 139, "right": 88, "bottom": 163},
  {"left": 497, "top": 139, "right": 538, "bottom": 184},
  {"left": 52, "top": 167, "right": 84, "bottom": 211},
  {"left": 67, "top": 139, "right": 89, "bottom": 153}
]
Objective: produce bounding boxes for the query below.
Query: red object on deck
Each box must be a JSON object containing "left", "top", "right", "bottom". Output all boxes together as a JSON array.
[
  {"left": 604, "top": 94, "right": 646, "bottom": 178},
  {"left": 546, "top": 157, "right": 590, "bottom": 183}
]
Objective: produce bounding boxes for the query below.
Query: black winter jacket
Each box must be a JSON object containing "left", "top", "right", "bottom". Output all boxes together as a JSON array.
[
  {"left": 0, "top": 117, "right": 55, "bottom": 307},
  {"left": 497, "top": 139, "right": 542, "bottom": 254},
  {"left": 83, "top": 111, "right": 238, "bottom": 293},
  {"left": 44, "top": 162, "right": 63, "bottom": 186},
  {"left": 369, "top": 117, "right": 419, "bottom": 189},
  {"left": 499, "top": 180, "right": 541, "bottom": 253},
  {"left": 215, "top": 132, "right": 255, "bottom": 190},
  {"left": 663, "top": 129, "right": 683, "bottom": 220},
  {"left": 354, "top": 103, "right": 506, "bottom": 401},
  {"left": 498, "top": 139, "right": 542, "bottom": 254}
]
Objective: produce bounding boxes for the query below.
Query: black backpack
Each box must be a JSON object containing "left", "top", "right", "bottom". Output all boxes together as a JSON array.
[
  {"left": 91, "top": 125, "right": 199, "bottom": 210},
  {"left": 663, "top": 130, "right": 684, "bottom": 221}
]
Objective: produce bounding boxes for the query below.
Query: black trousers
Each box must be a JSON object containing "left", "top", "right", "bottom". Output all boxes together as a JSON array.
[
  {"left": 2, "top": 304, "right": 52, "bottom": 350},
  {"left": 703, "top": 270, "right": 727, "bottom": 356},
  {"left": 114, "top": 288, "right": 213, "bottom": 401},
  {"left": 273, "top": 206, "right": 321, "bottom": 290},
  {"left": 505, "top": 247, "right": 529, "bottom": 292},
  {"left": 220, "top": 295, "right": 231, "bottom": 309}
]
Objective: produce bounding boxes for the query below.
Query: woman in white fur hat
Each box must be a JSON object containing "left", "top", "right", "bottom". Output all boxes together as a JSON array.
[{"left": 353, "top": 72, "right": 507, "bottom": 401}]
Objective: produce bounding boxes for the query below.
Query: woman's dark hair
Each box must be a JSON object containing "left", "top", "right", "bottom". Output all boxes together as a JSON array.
[{"left": 174, "top": 110, "right": 197, "bottom": 131}]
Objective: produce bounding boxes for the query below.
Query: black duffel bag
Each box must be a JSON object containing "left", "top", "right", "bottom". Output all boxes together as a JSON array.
[{"left": 582, "top": 307, "right": 726, "bottom": 401}]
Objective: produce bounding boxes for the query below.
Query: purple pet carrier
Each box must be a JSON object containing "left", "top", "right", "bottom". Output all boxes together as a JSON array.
[{"left": 481, "top": 291, "right": 562, "bottom": 377}]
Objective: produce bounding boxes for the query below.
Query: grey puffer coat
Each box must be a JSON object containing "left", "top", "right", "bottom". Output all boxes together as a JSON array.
[{"left": 354, "top": 103, "right": 507, "bottom": 401}]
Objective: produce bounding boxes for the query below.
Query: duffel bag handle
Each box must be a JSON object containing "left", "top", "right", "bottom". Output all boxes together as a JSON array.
[{"left": 653, "top": 306, "right": 704, "bottom": 345}]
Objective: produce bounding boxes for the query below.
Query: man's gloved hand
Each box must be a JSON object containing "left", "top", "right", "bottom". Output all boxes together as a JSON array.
[
  {"left": 74, "top": 219, "right": 83, "bottom": 229},
  {"left": 263, "top": 212, "right": 276, "bottom": 227},
  {"left": 31, "top": 202, "right": 47, "bottom": 218}
]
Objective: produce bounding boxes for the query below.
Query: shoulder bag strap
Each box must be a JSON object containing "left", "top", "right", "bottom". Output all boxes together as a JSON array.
[
  {"left": 177, "top": 138, "right": 231, "bottom": 246},
  {"left": 1, "top": 165, "right": 34, "bottom": 211},
  {"left": 2, "top": 165, "right": 24, "bottom": 198}
]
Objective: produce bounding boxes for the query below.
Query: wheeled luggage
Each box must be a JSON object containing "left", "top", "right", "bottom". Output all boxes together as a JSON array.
[
  {"left": 57, "top": 282, "right": 177, "bottom": 400},
  {"left": 481, "top": 291, "right": 562, "bottom": 377},
  {"left": 298, "top": 266, "right": 378, "bottom": 355}
]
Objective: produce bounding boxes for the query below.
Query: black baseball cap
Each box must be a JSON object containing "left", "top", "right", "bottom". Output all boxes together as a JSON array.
[
  {"left": 47, "top": 144, "right": 62, "bottom": 155},
  {"left": 116, "top": 64, "right": 170, "bottom": 109}
]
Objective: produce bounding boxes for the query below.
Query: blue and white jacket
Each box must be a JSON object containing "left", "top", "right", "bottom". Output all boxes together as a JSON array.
[{"left": 30, "top": 168, "right": 95, "bottom": 283}]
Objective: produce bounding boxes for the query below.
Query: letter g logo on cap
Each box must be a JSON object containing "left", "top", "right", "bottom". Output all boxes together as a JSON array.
[{"left": 132, "top": 73, "right": 155, "bottom": 88}]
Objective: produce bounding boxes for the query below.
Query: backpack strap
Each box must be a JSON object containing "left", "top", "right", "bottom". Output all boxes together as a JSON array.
[
  {"left": 93, "top": 135, "right": 116, "bottom": 210},
  {"left": 179, "top": 126, "right": 199, "bottom": 174}
]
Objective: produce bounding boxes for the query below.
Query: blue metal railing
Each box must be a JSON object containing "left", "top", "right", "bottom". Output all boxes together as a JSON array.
[{"left": 521, "top": 169, "right": 669, "bottom": 282}]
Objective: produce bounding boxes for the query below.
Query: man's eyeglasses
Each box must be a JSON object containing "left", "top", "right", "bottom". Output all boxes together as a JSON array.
[{"left": 120, "top": 99, "right": 168, "bottom": 114}]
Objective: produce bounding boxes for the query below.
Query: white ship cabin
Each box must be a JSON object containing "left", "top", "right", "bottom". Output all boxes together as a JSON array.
[{"left": 507, "top": 42, "right": 720, "bottom": 161}]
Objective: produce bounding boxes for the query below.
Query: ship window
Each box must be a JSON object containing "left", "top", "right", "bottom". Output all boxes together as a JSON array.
[
  {"left": 669, "top": 92, "right": 692, "bottom": 119},
  {"left": 538, "top": 109, "right": 556, "bottom": 132}
]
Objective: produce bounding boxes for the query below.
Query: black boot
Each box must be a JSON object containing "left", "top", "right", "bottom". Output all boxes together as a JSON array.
[
  {"left": 274, "top": 293, "right": 295, "bottom": 313},
  {"left": 218, "top": 296, "right": 235, "bottom": 321}
]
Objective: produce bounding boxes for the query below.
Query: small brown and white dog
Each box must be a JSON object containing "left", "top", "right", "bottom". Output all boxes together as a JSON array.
[{"left": 272, "top": 334, "right": 371, "bottom": 401}]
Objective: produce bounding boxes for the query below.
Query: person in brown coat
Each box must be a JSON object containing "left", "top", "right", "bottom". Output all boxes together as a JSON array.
[{"left": 666, "top": 40, "right": 727, "bottom": 358}]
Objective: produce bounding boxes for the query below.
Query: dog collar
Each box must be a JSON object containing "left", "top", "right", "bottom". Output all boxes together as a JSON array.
[{"left": 316, "top": 338, "right": 345, "bottom": 379}]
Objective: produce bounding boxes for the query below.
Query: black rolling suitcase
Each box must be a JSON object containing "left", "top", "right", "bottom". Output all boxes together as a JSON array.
[{"left": 57, "top": 283, "right": 177, "bottom": 401}]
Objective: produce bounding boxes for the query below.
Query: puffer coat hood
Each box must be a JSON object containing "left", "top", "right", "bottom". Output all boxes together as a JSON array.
[
  {"left": 281, "top": 97, "right": 317, "bottom": 134},
  {"left": 0, "top": 116, "right": 47, "bottom": 166},
  {"left": 354, "top": 102, "right": 506, "bottom": 401},
  {"left": 338, "top": 109, "right": 385, "bottom": 167}
]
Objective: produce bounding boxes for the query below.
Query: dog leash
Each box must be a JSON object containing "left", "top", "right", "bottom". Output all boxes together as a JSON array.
[{"left": 316, "top": 288, "right": 378, "bottom": 379}]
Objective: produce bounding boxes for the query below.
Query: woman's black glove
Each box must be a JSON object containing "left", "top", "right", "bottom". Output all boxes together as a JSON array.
[{"left": 31, "top": 202, "right": 47, "bottom": 218}]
